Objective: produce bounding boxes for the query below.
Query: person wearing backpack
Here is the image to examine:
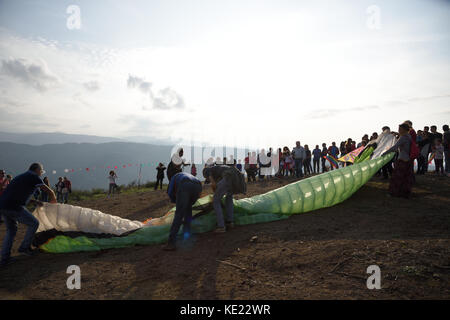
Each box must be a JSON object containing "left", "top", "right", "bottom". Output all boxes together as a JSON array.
[
  {"left": 382, "top": 123, "right": 414, "bottom": 198},
  {"left": 203, "top": 165, "right": 246, "bottom": 233}
]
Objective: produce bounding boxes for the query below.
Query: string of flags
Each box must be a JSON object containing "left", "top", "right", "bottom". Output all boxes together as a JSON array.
[{"left": 43, "top": 162, "right": 161, "bottom": 176}]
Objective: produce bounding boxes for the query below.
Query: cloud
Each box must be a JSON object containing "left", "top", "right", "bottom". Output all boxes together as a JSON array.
[
  {"left": 305, "top": 105, "right": 379, "bottom": 119},
  {"left": 153, "top": 87, "right": 185, "bottom": 110},
  {"left": 127, "top": 74, "right": 185, "bottom": 110},
  {"left": 83, "top": 80, "right": 100, "bottom": 92},
  {"left": 72, "top": 92, "right": 92, "bottom": 108},
  {"left": 127, "top": 75, "right": 152, "bottom": 94},
  {"left": 0, "top": 58, "right": 59, "bottom": 92}
]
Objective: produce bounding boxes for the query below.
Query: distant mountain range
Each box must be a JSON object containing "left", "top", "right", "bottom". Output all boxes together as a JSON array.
[
  {"left": 0, "top": 132, "right": 255, "bottom": 190},
  {"left": 0, "top": 141, "right": 176, "bottom": 190},
  {"left": 0, "top": 131, "right": 175, "bottom": 146}
]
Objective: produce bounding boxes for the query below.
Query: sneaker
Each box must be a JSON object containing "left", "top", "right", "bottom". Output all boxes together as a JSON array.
[
  {"left": 163, "top": 243, "right": 176, "bottom": 251},
  {"left": 214, "top": 227, "right": 226, "bottom": 233},
  {"left": 18, "top": 247, "right": 38, "bottom": 256}
]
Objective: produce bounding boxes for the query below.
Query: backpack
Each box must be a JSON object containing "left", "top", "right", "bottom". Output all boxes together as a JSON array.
[
  {"left": 223, "top": 166, "right": 247, "bottom": 194},
  {"left": 409, "top": 137, "right": 419, "bottom": 160}
]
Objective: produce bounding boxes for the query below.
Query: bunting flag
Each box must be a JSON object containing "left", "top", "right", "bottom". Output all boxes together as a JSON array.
[
  {"left": 324, "top": 155, "right": 339, "bottom": 169},
  {"left": 31, "top": 161, "right": 168, "bottom": 176},
  {"left": 428, "top": 152, "right": 436, "bottom": 164},
  {"left": 337, "top": 146, "right": 365, "bottom": 163}
]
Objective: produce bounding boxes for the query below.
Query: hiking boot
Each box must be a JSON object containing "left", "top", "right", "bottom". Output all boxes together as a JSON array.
[
  {"left": 18, "top": 247, "right": 38, "bottom": 256},
  {"left": 214, "top": 227, "right": 226, "bottom": 233},
  {"left": 163, "top": 243, "right": 176, "bottom": 251}
]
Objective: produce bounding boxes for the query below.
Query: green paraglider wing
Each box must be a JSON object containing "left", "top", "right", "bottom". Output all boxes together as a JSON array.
[{"left": 39, "top": 153, "right": 394, "bottom": 253}]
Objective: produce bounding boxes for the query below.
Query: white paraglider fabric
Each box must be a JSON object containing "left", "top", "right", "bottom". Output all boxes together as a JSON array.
[
  {"left": 371, "top": 131, "right": 397, "bottom": 159},
  {"left": 33, "top": 203, "right": 144, "bottom": 236}
]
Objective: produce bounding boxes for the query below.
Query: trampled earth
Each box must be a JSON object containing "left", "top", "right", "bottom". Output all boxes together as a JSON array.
[{"left": 0, "top": 174, "right": 449, "bottom": 299}]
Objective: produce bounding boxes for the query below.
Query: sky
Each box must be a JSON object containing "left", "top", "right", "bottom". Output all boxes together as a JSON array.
[{"left": 0, "top": 0, "right": 449, "bottom": 150}]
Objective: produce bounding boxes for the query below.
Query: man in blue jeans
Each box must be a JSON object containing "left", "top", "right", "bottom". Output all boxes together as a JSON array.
[
  {"left": 164, "top": 171, "right": 202, "bottom": 251},
  {"left": 292, "top": 141, "right": 305, "bottom": 178},
  {"left": 0, "top": 163, "right": 57, "bottom": 267}
]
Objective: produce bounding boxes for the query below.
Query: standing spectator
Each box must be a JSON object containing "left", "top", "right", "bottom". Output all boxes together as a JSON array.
[
  {"left": 167, "top": 148, "right": 190, "bottom": 182},
  {"left": 0, "top": 163, "right": 57, "bottom": 266},
  {"left": 443, "top": 125, "right": 450, "bottom": 173},
  {"left": 0, "top": 170, "right": 7, "bottom": 197},
  {"left": 328, "top": 142, "right": 340, "bottom": 171},
  {"left": 370, "top": 132, "right": 378, "bottom": 142},
  {"left": 404, "top": 120, "right": 417, "bottom": 142},
  {"left": 40, "top": 177, "right": 51, "bottom": 202},
  {"left": 418, "top": 131, "right": 431, "bottom": 174},
  {"left": 55, "top": 177, "right": 65, "bottom": 203},
  {"left": 321, "top": 143, "right": 328, "bottom": 172},
  {"left": 191, "top": 164, "right": 197, "bottom": 177},
  {"left": 416, "top": 130, "right": 423, "bottom": 144},
  {"left": 62, "top": 177, "right": 72, "bottom": 204},
  {"left": 303, "top": 145, "right": 312, "bottom": 175},
  {"left": 382, "top": 123, "right": 413, "bottom": 198},
  {"left": 108, "top": 171, "right": 118, "bottom": 197},
  {"left": 430, "top": 125, "right": 443, "bottom": 145},
  {"left": 226, "top": 155, "right": 236, "bottom": 167},
  {"left": 344, "top": 139, "right": 354, "bottom": 167},
  {"left": 275, "top": 148, "right": 283, "bottom": 177},
  {"left": 249, "top": 151, "right": 258, "bottom": 181},
  {"left": 155, "top": 163, "right": 166, "bottom": 190},
  {"left": 282, "top": 147, "right": 292, "bottom": 177},
  {"left": 312, "top": 145, "right": 321, "bottom": 173},
  {"left": 292, "top": 141, "right": 305, "bottom": 178},
  {"left": 404, "top": 121, "right": 417, "bottom": 180},
  {"left": 339, "top": 141, "right": 346, "bottom": 167},
  {"left": 257, "top": 149, "right": 269, "bottom": 180},
  {"left": 357, "top": 135, "right": 369, "bottom": 148},
  {"left": 265, "top": 148, "right": 273, "bottom": 179},
  {"left": 236, "top": 159, "right": 243, "bottom": 172},
  {"left": 244, "top": 152, "right": 257, "bottom": 182},
  {"left": 433, "top": 139, "right": 445, "bottom": 175}
]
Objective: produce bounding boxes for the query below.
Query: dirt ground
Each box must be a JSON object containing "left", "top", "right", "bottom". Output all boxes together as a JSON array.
[{"left": 0, "top": 173, "right": 449, "bottom": 300}]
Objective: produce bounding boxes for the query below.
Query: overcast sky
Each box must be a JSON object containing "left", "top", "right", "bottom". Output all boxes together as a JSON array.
[{"left": 0, "top": 0, "right": 449, "bottom": 149}]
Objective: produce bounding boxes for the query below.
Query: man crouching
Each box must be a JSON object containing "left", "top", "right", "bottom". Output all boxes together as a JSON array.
[
  {"left": 203, "top": 165, "right": 239, "bottom": 233},
  {"left": 164, "top": 172, "right": 202, "bottom": 251}
]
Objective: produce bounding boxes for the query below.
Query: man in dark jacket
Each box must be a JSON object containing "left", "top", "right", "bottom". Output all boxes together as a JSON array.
[{"left": 0, "top": 163, "right": 57, "bottom": 266}]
